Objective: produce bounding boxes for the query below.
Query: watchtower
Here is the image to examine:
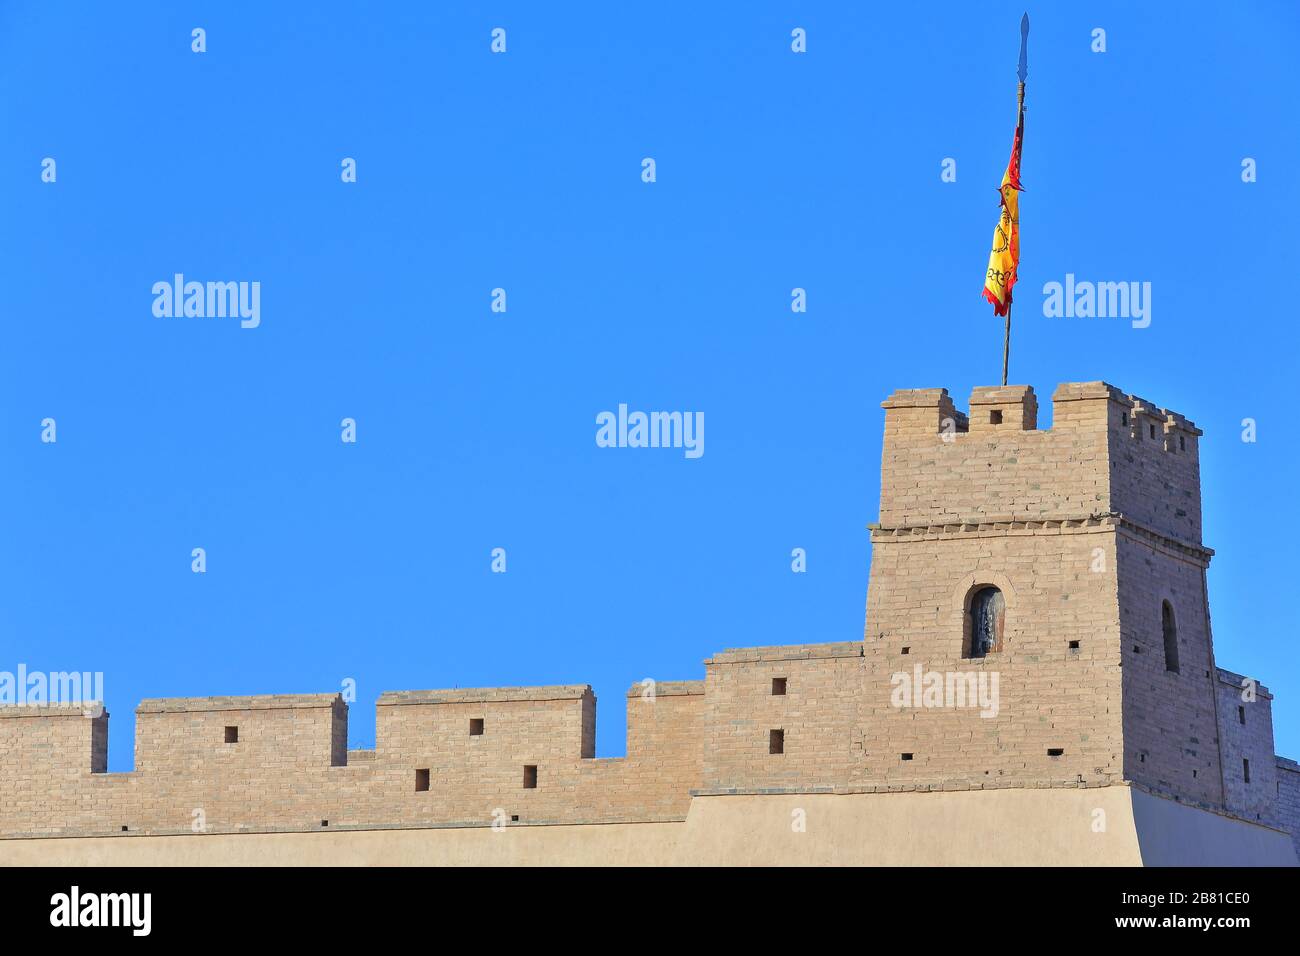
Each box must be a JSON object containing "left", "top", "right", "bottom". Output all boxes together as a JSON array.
[{"left": 865, "top": 382, "right": 1223, "bottom": 803}]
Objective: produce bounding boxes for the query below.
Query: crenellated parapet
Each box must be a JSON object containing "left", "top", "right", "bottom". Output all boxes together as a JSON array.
[{"left": 878, "top": 382, "right": 1203, "bottom": 550}]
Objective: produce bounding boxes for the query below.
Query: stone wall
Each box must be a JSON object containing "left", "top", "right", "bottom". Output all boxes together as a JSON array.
[
  {"left": 1117, "top": 531, "right": 1223, "bottom": 806},
  {"left": 1214, "top": 669, "right": 1279, "bottom": 825},
  {"left": 863, "top": 529, "right": 1124, "bottom": 790},
  {"left": 3, "top": 787, "right": 1293, "bottom": 867},
  {"left": 1275, "top": 758, "right": 1300, "bottom": 858},
  {"left": 0, "top": 381, "right": 1293, "bottom": 857}
]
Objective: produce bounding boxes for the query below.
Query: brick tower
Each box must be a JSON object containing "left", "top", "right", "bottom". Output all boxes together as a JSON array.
[{"left": 864, "top": 382, "right": 1226, "bottom": 804}]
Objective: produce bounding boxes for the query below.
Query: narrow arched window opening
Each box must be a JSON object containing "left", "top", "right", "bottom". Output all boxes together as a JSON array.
[
  {"left": 967, "top": 586, "right": 1005, "bottom": 658},
  {"left": 1162, "top": 601, "right": 1180, "bottom": 673}
]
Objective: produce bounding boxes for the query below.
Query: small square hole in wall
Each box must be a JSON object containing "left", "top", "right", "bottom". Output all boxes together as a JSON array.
[
  {"left": 469, "top": 718, "right": 484, "bottom": 736},
  {"left": 900, "top": 752, "right": 914, "bottom": 761},
  {"left": 1047, "top": 748, "right": 1064, "bottom": 757},
  {"left": 120, "top": 825, "right": 128, "bottom": 832},
  {"left": 1132, "top": 645, "right": 1141, "bottom": 654},
  {"left": 990, "top": 410, "right": 1003, "bottom": 425},
  {"left": 771, "top": 677, "right": 787, "bottom": 696},
  {"left": 224, "top": 726, "right": 238, "bottom": 744},
  {"left": 321, "top": 820, "right": 329, "bottom": 827},
  {"left": 901, "top": 646, "right": 911, "bottom": 655},
  {"left": 523, "top": 765, "right": 538, "bottom": 789},
  {"left": 510, "top": 815, "right": 519, "bottom": 822},
  {"left": 769, "top": 729, "right": 785, "bottom": 754},
  {"left": 415, "top": 768, "right": 430, "bottom": 792},
  {"left": 1068, "top": 640, "right": 1080, "bottom": 651}
]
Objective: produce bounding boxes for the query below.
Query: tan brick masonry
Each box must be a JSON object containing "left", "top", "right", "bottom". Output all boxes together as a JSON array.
[{"left": 0, "top": 382, "right": 1294, "bottom": 851}]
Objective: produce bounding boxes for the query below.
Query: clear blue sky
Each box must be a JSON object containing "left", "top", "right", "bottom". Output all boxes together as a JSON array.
[{"left": 2, "top": 2, "right": 1296, "bottom": 770}]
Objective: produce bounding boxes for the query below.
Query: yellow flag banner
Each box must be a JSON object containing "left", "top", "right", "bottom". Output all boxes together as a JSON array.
[{"left": 982, "top": 122, "right": 1023, "bottom": 316}]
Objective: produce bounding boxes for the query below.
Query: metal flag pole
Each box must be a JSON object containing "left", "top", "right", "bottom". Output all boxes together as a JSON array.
[
  {"left": 1002, "top": 307, "right": 1013, "bottom": 386},
  {"left": 1002, "top": 13, "right": 1029, "bottom": 387}
]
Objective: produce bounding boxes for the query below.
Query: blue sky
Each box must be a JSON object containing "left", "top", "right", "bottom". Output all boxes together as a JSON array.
[{"left": 2, "top": 2, "right": 1297, "bottom": 769}]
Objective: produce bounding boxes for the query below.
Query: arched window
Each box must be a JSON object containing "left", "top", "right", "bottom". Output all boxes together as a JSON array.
[
  {"left": 967, "top": 586, "right": 1005, "bottom": 658},
  {"left": 1162, "top": 601, "right": 1180, "bottom": 673}
]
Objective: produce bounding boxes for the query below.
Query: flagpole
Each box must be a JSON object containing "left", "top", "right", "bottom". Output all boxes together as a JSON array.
[
  {"left": 1002, "top": 305, "right": 1012, "bottom": 386},
  {"left": 1003, "top": 74, "right": 1025, "bottom": 387},
  {"left": 1003, "top": 20, "right": 1028, "bottom": 386}
]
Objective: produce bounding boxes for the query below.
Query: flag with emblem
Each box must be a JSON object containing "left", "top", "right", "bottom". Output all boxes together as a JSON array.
[{"left": 982, "top": 120, "right": 1023, "bottom": 316}]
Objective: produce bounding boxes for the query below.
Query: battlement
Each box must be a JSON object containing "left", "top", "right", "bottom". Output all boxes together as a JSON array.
[
  {"left": 882, "top": 381, "right": 1200, "bottom": 439},
  {"left": 132, "top": 691, "right": 348, "bottom": 775},
  {"left": 1217, "top": 667, "right": 1271, "bottom": 700},
  {"left": 968, "top": 384, "right": 1038, "bottom": 431},
  {"left": 0, "top": 705, "right": 110, "bottom": 779},
  {"left": 377, "top": 685, "right": 592, "bottom": 706},
  {"left": 136, "top": 693, "right": 340, "bottom": 714},
  {"left": 377, "top": 683, "right": 597, "bottom": 764},
  {"left": 625, "top": 680, "right": 704, "bottom": 697},
  {"left": 0, "top": 704, "right": 100, "bottom": 718},
  {"left": 706, "top": 641, "right": 863, "bottom": 664},
  {"left": 878, "top": 381, "right": 1203, "bottom": 547}
]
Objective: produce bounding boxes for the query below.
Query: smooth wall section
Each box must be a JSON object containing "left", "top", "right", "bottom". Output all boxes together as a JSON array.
[{"left": 2, "top": 787, "right": 1292, "bottom": 867}]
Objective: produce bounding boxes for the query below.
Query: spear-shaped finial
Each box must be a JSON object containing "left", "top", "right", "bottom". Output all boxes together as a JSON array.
[{"left": 1017, "top": 13, "right": 1030, "bottom": 85}]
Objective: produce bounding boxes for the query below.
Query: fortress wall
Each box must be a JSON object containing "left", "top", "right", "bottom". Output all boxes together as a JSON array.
[
  {"left": 363, "top": 685, "right": 700, "bottom": 825},
  {"left": 699, "top": 644, "right": 864, "bottom": 792},
  {"left": 374, "top": 686, "right": 593, "bottom": 823},
  {"left": 0, "top": 706, "right": 113, "bottom": 835},
  {"left": 863, "top": 530, "right": 1124, "bottom": 787},
  {"left": 4, "top": 787, "right": 1293, "bottom": 867},
  {"left": 1117, "top": 532, "right": 1224, "bottom": 806},
  {"left": 627, "top": 681, "right": 703, "bottom": 757},
  {"left": 617, "top": 681, "right": 705, "bottom": 815},
  {"left": 557, "top": 687, "right": 707, "bottom": 822},
  {"left": 1214, "top": 669, "right": 1278, "bottom": 824},
  {"left": 0, "top": 381, "right": 1291, "bottom": 853},
  {"left": 1276, "top": 758, "right": 1300, "bottom": 857},
  {"left": 0, "top": 683, "right": 708, "bottom": 836},
  {"left": 123, "top": 695, "right": 351, "bottom": 834}
]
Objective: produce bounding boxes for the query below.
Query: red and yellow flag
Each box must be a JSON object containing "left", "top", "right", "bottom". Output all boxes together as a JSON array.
[{"left": 982, "top": 122, "right": 1023, "bottom": 316}]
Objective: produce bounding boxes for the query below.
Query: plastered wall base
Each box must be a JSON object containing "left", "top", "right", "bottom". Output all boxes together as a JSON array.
[{"left": 2, "top": 785, "right": 1292, "bottom": 867}]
